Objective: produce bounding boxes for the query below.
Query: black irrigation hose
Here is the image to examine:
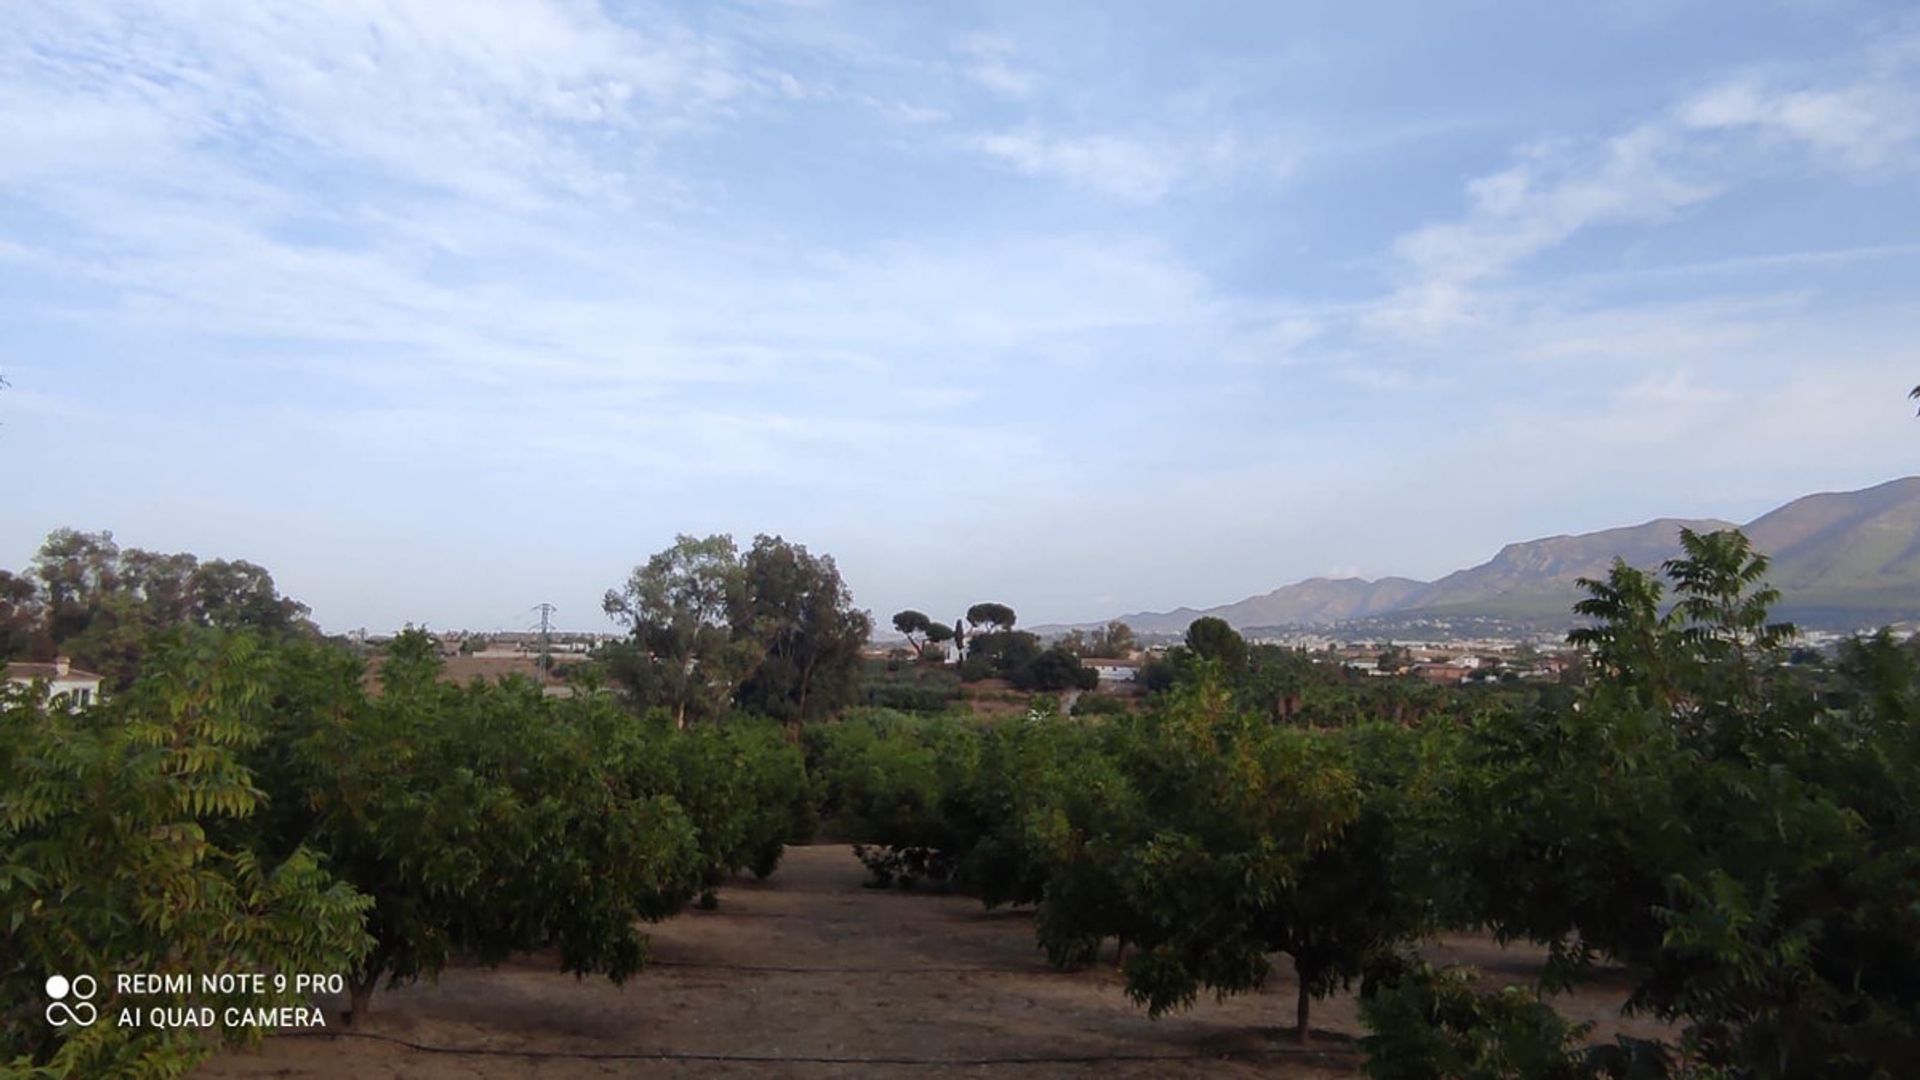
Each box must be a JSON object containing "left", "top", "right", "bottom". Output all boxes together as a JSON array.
[
  {"left": 280, "top": 1029, "right": 1358, "bottom": 1067},
  {"left": 645, "top": 959, "right": 1020, "bottom": 974}
]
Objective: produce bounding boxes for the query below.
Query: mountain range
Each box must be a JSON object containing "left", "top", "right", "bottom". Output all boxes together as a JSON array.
[{"left": 1048, "top": 477, "right": 1920, "bottom": 635}]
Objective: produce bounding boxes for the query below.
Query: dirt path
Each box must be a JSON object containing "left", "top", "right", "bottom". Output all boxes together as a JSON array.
[{"left": 199, "top": 845, "right": 1656, "bottom": 1078}]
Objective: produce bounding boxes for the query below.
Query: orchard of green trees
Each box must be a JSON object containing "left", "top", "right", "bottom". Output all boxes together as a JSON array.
[
  {"left": 817, "top": 529, "right": 1920, "bottom": 1077},
  {"left": 3, "top": 530, "right": 828, "bottom": 1076},
  {"left": 7, "top": 524, "right": 1920, "bottom": 1077}
]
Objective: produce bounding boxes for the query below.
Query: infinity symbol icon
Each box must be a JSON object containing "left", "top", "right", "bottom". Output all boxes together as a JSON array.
[{"left": 44, "top": 974, "right": 99, "bottom": 1028}]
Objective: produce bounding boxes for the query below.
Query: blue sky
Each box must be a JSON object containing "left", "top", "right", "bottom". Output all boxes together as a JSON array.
[{"left": 4, "top": 1, "right": 1919, "bottom": 633}]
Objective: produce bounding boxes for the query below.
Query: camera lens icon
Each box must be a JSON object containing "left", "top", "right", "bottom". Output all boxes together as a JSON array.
[{"left": 45, "top": 974, "right": 98, "bottom": 1028}]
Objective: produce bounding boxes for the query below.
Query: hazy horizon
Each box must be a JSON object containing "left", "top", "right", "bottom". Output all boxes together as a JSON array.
[
  {"left": 5, "top": 2, "right": 1919, "bottom": 634},
  {"left": 10, "top": 458, "right": 1910, "bottom": 641}
]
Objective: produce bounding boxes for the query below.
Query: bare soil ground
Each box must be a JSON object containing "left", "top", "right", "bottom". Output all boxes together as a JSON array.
[
  {"left": 361, "top": 653, "right": 572, "bottom": 694},
  {"left": 199, "top": 846, "right": 1665, "bottom": 1079},
  {"left": 958, "top": 679, "right": 1044, "bottom": 720}
]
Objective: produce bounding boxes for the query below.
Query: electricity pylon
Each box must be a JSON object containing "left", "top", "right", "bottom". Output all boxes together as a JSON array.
[{"left": 533, "top": 602, "right": 557, "bottom": 678}]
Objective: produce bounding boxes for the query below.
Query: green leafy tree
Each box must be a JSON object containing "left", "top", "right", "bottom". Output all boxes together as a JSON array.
[
  {"left": 812, "top": 712, "right": 981, "bottom": 888},
  {"left": 31, "top": 528, "right": 122, "bottom": 645},
  {"left": 1, "top": 632, "right": 373, "bottom": 1076},
  {"left": 1092, "top": 620, "right": 1137, "bottom": 657},
  {"left": 924, "top": 621, "right": 956, "bottom": 656},
  {"left": 118, "top": 549, "right": 200, "bottom": 627},
  {"left": 1036, "top": 676, "right": 1367, "bottom": 1042},
  {"left": 30, "top": 530, "right": 146, "bottom": 685},
  {"left": 962, "top": 629, "right": 1042, "bottom": 683},
  {"left": 261, "top": 629, "right": 708, "bottom": 1020},
  {"left": 966, "top": 602, "right": 1017, "bottom": 633},
  {"left": 964, "top": 715, "right": 1139, "bottom": 918},
  {"left": 732, "top": 535, "right": 872, "bottom": 735},
  {"left": 1567, "top": 559, "right": 1683, "bottom": 714},
  {"left": 22, "top": 530, "right": 315, "bottom": 686},
  {"left": 574, "top": 702, "right": 812, "bottom": 905},
  {"left": 603, "top": 534, "right": 756, "bottom": 728},
  {"left": 1014, "top": 644, "right": 1098, "bottom": 692},
  {"left": 893, "top": 610, "right": 933, "bottom": 653},
  {"left": 1139, "top": 649, "right": 1184, "bottom": 693},
  {"left": 1185, "top": 617, "right": 1248, "bottom": 674},
  {"left": 605, "top": 534, "right": 869, "bottom": 731},
  {"left": 1060, "top": 622, "right": 1136, "bottom": 659},
  {"left": 1258, "top": 723, "right": 1445, "bottom": 1042},
  {"left": 1443, "top": 528, "right": 1920, "bottom": 1076},
  {"left": 189, "top": 559, "right": 313, "bottom": 634},
  {"left": 1243, "top": 644, "right": 1318, "bottom": 723},
  {"left": 0, "top": 569, "right": 46, "bottom": 661},
  {"left": 1663, "top": 527, "right": 1795, "bottom": 709}
]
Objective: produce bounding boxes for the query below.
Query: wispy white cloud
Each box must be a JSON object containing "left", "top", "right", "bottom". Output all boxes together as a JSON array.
[
  {"left": 1677, "top": 32, "right": 1920, "bottom": 175},
  {"left": 0, "top": 1, "right": 761, "bottom": 212},
  {"left": 1562, "top": 242, "right": 1920, "bottom": 285},
  {"left": 1506, "top": 294, "right": 1803, "bottom": 365},
  {"left": 968, "top": 130, "right": 1183, "bottom": 202},
  {"left": 0, "top": 1, "right": 1275, "bottom": 410},
  {"left": 1370, "top": 125, "right": 1720, "bottom": 337},
  {"left": 5, "top": 3, "right": 1920, "bottom": 630},
  {"left": 1679, "top": 79, "right": 1915, "bottom": 171},
  {"left": 952, "top": 33, "right": 1040, "bottom": 99},
  {"left": 966, "top": 129, "right": 1262, "bottom": 203},
  {"left": 1367, "top": 25, "right": 1920, "bottom": 340}
]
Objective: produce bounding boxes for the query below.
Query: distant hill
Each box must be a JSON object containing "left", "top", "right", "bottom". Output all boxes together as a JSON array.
[
  {"left": 1100, "top": 577, "right": 1429, "bottom": 635},
  {"left": 1404, "top": 517, "right": 1737, "bottom": 618},
  {"left": 1042, "top": 478, "right": 1920, "bottom": 636},
  {"left": 1744, "top": 477, "right": 1920, "bottom": 624}
]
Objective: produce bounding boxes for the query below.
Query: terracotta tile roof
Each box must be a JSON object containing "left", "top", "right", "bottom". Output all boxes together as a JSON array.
[{"left": 3, "top": 662, "right": 106, "bottom": 683}]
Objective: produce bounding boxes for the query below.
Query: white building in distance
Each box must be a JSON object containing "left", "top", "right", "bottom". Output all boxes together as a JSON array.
[{"left": 4, "top": 656, "right": 106, "bottom": 709}]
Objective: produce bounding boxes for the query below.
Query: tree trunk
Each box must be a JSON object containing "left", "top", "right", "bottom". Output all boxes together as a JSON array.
[
  {"left": 343, "top": 944, "right": 396, "bottom": 1027},
  {"left": 1295, "top": 981, "right": 1311, "bottom": 1045},
  {"left": 1113, "top": 935, "right": 1127, "bottom": 971},
  {"left": 796, "top": 656, "right": 816, "bottom": 731},
  {"left": 345, "top": 968, "right": 380, "bottom": 1027}
]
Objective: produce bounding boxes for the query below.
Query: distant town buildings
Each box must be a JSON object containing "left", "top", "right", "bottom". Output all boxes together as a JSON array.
[
  {"left": 1085, "top": 658, "right": 1141, "bottom": 683},
  {"left": 1326, "top": 639, "right": 1571, "bottom": 682}
]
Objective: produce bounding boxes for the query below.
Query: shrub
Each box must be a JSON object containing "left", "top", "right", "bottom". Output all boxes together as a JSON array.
[
  {"left": 1071, "top": 693, "right": 1129, "bottom": 717},
  {"left": 1359, "top": 962, "right": 1602, "bottom": 1080}
]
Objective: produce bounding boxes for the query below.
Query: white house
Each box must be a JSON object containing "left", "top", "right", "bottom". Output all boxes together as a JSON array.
[
  {"left": 3, "top": 656, "right": 105, "bottom": 709},
  {"left": 1086, "top": 658, "right": 1141, "bottom": 683}
]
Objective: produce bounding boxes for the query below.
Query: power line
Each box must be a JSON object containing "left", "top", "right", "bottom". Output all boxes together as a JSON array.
[
  {"left": 533, "top": 602, "right": 557, "bottom": 678},
  {"left": 280, "top": 1029, "right": 1357, "bottom": 1067}
]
